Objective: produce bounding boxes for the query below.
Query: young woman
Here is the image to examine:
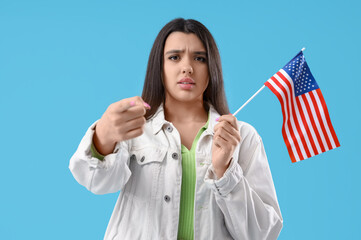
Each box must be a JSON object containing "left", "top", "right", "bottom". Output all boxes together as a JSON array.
[{"left": 69, "top": 18, "right": 283, "bottom": 240}]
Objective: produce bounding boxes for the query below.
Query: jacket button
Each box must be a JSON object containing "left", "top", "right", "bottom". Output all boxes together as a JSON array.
[
  {"left": 164, "top": 195, "right": 171, "bottom": 202},
  {"left": 130, "top": 154, "right": 136, "bottom": 161},
  {"left": 172, "top": 153, "right": 178, "bottom": 160},
  {"left": 166, "top": 126, "right": 173, "bottom": 132},
  {"left": 140, "top": 156, "right": 145, "bottom": 162}
]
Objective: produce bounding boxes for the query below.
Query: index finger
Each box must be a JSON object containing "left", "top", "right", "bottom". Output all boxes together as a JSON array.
[
  {"left": 114, "top": 97, "right": 151, "bottom": 113},
  {"left": 217, "top": 114, "right": 238, "bottom": 129}
]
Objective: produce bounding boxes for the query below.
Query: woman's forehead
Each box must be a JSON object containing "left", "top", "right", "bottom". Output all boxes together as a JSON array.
[{"left": 164, "top": 32, "right": 206, "bottom": 52}]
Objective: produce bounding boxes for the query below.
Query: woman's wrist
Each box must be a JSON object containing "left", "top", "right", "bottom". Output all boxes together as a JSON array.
[
  {"left": 93, "top": 125, "right": 116, "bottom": 156},
  {"left": 213, "top": 167, "right": 227, "bottom": 179},
  {"left": 213, "top": 157, "right": 233, "bottom": 179}
]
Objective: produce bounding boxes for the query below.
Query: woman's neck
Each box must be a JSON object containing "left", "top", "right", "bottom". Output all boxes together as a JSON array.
[{"left": 164, "top": 98, "right": 208, "bottom": 123}]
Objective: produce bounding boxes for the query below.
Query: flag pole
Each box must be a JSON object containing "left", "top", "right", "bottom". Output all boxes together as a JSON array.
[
  {"left": 232, "top": 47, "right": 306, "bottom": 117},
  {"left": 232, "top": 85, "right": 266, "bottom": 116}
]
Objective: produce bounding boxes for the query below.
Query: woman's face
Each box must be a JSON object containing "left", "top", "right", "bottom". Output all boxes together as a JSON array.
[{"left": 163, "top": 32, "right": 209, "bottom": 104}]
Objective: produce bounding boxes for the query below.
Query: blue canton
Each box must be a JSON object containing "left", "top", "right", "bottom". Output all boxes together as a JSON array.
[{"left": 282, "top": 51, "right": 319, "bottom": 97}]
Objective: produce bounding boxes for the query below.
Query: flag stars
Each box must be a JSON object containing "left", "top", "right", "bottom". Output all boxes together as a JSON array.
[{"left": 283, "top": 54, "right": 317, "bottom": 95}]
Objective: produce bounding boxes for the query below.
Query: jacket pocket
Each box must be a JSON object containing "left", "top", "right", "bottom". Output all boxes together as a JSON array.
[
  {"left": 124, "top": 146, "right": 167, "bottom": 202},
  {"left": 129, "top": 146, "right": 167, "bottom": 166}
]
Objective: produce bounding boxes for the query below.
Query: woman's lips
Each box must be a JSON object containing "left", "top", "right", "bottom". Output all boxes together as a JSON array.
[
  {"left": 178, "top": 82, "right": 195, "bottom": 90},
  {"left": 177, "top": 77, "right": 195, "bottom": 90}
]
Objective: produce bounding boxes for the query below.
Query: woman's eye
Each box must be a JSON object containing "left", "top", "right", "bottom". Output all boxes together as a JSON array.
[
  {"left": 195, "top": 56, "right": 206, "bottom": 62},
  {"left": 169, "top": 55, "right": 179, "bottom": 61}
]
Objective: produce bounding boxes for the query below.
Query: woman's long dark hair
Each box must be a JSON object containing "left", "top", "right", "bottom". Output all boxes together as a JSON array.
[{"left": 142, "top": 18, "right": 229, "bottom": 119}]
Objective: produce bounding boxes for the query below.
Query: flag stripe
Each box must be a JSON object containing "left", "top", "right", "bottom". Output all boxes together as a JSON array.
[
  {"left": 277, "top": 71, "right": 313, "bottom": 158},
  {"left": 297, "top": 96, "right": 322, "bottom": 155},
  {"left": 295, "top": 96, "right": 319, "bottom": 156},
  {"left": 311, "top": 91, "right": 336, "bottom": 149},
  {"left": 272, "top": 74, "right": 308, "bottom": 160},
  {"left": 271, "top": 76, "right": 303, "bottom": 161},
  {"left": 304, "top": 93, "right": 329, "bottom": 152},
  {"left": 278, "top": 72, "right": 319, "bottom": 157},
  {"left": 308, "top": 92, "right": 331, "bottom": 151},
  {"left": 264, "top": 81, "right": 297, "bottom": 162},
  {"left": 315, "top": 89, "right": 340, "bottom": 147}
]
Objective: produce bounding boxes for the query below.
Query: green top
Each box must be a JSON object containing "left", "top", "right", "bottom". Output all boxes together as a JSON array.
[
  {"left": 178, "top": 118, "right": 209, "bottom": 240},
  {"left": 90, "top": 115, "right": 210, "bottom": 240},
  {"left": 90, "top": 142, "right": 105, "bottom": 161}
]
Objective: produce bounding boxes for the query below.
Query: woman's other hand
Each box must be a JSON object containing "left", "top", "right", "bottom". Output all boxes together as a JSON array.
[
  {"left": 93, "top": 96, "right": 151, "bottom": 155},
  {"left": 212, "top": 114, "right": 241, "bottom": 179}
]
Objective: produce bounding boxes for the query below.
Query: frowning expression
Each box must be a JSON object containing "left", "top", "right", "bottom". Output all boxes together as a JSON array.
[{"left": 163, "top": 32, "right": 209, "bottom": 104}]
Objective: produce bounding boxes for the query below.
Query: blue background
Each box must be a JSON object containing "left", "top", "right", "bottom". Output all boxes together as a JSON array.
[{"left": 1, "top": 0, "right": 360, "bottom": 239}]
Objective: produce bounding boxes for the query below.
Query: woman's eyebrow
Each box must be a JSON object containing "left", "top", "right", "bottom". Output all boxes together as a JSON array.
[
  {"left": 194, "top": 51, "right": 207, "bottom": 56},
  {"left": 165, "top": 49, "right": 207, "bottom": 55}
]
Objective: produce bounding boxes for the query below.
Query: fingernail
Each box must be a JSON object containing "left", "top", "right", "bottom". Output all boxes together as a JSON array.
[
  {"left": 228, "top": 113, "right": 232, "bottom": 115},
  {"left": 130, "top": 101, "right": 135, "bottom": 106},
  {"left": 215, "top": 117, "right": 219, "bottom": 121},
  {"left": 143, "top": 102, "right": 151, "bottom": 109}
]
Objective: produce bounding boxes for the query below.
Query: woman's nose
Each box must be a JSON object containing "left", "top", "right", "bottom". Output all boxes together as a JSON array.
[{"left": 182, "top": 65, "right": 193, "bottom": 74}]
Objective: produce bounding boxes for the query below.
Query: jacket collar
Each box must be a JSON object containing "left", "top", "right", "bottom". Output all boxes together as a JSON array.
[
  {"left": 151, "top": 104, "right": 168, "bottom": 135},
  {"left": 150, "top": 103, "right": 221, "bottom": 135}
]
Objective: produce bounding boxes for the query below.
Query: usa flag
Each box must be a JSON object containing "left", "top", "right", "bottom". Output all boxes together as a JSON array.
[{"left": 264, "top": 51, "right": 340, "bottom": 162}]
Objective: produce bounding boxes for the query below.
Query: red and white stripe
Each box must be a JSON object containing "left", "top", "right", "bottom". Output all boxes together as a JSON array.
[{"left": 265, "top": 69, "right": 340, "bottom": 162}]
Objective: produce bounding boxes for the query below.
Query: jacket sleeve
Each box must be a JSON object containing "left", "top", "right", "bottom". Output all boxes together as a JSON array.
[
  {"left": 69, "top": 121, "right": 132, "bottom": 195},
  {"left": 204, "top": 124, "right": 283, "bottom": 240}
]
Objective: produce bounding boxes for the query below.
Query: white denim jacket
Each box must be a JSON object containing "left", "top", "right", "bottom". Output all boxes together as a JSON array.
[{"left": 69, "top": 105, "right": 283, "bottom": 240}]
